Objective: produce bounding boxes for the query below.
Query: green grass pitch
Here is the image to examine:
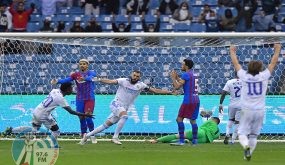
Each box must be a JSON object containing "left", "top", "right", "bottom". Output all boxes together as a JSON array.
[{"left": 1, "top": 140, "right": 284, "bottom": 165}]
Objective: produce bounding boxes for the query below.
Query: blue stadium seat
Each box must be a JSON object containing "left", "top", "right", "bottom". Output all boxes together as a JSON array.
[
  {"left": 30, "top": 14, "right": 42, "bottom": 22},
  {"left": 191, "top": 6, "right": 202, "bottom": 17},
  {"left": 149, "top": 0, "right": 160, "bottom": 9},
  {"left": 71, "top": 15, "right": 86, "bottom": 22},
  {"left": 27, "top": 22, "right": 41, "bottom": 32},
  {"left": 131, "top": 23, "right": 143, "bottom": 32},
  {"left": 160, "top": 15, "right": 171, "bottom": 23},
  {"left": 58, "top": 7, "right": 70, "bottom": 14},
  {"left": 100, "top": 23, "right": 113, "bottom": 31},
  {"left": 98, "top": 15, "right": 112, "bottom": 23},
  {"left": 56, "top": 14, "right": 72, "bottom": 22},
  {"left": 144, "top": 15, "right": 157, "bottom": 23},
  {"left": 115, "top": 15, "right": 128, "bottom": 23},
  {"left": 131, "top": 15, "right": 141, "bottom": 23},
  {"left": 160, "top": 23, "right": 173, "bottom": 32},
  {"left": 173, "top": 23, "right": 191, "bottom": 32},
  {"left": 69, "top": 7, "right": 84, "bottom": 14},
  {"left": 190, "top": 23, "right": 206, "bottom": 32}
]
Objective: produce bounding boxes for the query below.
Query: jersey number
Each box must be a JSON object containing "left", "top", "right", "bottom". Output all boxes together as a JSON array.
[
  {"left": 247, "top": 82, "right": 262, "bottom": 96},
  {"left": 194, "top": 78, "right": 199, "bottom": 93},
  {"left": 234, "top": 86, "right": 241, "bottom": 97},
  {"left": 42, "top": 95, "right": 53, "bottom": 107}
]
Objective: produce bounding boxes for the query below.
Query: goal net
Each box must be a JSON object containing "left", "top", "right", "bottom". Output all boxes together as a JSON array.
[{"left": 0, "top": 33, "right": 284, "bottom": 142}]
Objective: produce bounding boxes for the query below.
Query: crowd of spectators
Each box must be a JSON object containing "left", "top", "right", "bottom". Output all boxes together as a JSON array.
[{"left": 0, "top": 0, "right": 284, "bottom": 32}]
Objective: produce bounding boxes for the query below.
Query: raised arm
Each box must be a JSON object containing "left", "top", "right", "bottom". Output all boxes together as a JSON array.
[
  {"left": 148, "top": 87, "right": 172, "bottom": 94},
  {"left": 268, "top": 43, "right": 282, "bottom": 73},
  {"left": 229, "top": 45, "right": 242, "bottom": 71},
  {"left": 50, "top": 77, "right": 73, "bottom": 85},
  {"left": 170, "top": 70, "right": 184, "bottom": 90},
  {"left": 63, "top": 106, "right": 94, "bottom": 118},
  {"left": 98, "top": 78, "right": 118, "bottom": 84}
]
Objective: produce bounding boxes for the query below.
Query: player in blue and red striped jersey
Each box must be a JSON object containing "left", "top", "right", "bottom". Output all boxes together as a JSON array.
[
  {"left": 170, "top": 59, "right": 200, "bottom": 146},
  {"left": 51, "top": 59, "right": 97, "bottom": 143}
]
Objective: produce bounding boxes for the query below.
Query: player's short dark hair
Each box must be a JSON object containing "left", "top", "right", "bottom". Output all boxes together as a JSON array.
[
  {"left": 60, "top": 83, "right": 72, "bottom": 92},
  {"left": 212, "top": 117, "right": 220, "bottom": 124},
  {"left": 184, "top": 59, "right": 194, "bottom": 69},
  {"left": 132, "top": 70, "right": 141, "bottom": 75}
]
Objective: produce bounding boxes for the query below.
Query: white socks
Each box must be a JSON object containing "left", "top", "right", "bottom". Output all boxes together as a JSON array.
[
  {"left": 226, "top": 120, "right": 234, "bottom": 136},
  {"left": 113, "top": 115, "right": 128, "bottom": 139}
]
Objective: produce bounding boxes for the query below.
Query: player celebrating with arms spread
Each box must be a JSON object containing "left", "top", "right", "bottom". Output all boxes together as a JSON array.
[
  {"left": 229, "top": 43, "right": 281, "bottom": 161},
  {"left": 51, "top": 59, "right": 97, "bottom": 143},
  {"left": 170, "top": 59, "right": 200, "bottom": 146},
  {"left": 80, "top": 70, "right": 175, "bottom": 145}
]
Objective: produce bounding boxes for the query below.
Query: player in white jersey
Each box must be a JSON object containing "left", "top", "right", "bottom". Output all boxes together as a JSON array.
[
  {"left": 219, "top": 73, "right": 242, "bottom": 145},
  {"left": 80, "top": 70, "right": 175, "bottom": 145},
  {"left": 8, "top": 83, "right": 94, "bottom": 140},
  {"left": 230, "top": 43, "right": 281, "bottom": 161}
]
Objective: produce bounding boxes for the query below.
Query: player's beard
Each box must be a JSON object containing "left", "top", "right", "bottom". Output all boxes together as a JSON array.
[
  {"left": 130, "top": 78, "right": 138, "bottom": 84},
  {"left": 80, "top": 67, "right": 87, "bottom": 72}
]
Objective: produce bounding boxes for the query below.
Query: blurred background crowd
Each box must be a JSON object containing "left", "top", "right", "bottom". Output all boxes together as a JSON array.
[{"left": 0, "top": 0, "right": 283, "bottom": 33}]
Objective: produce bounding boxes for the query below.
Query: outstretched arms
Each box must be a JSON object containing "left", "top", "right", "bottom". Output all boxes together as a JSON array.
[
  {"left": 229, "top": 45, "right": 242, "bottom": 72},
  {"left": 148, "top": 87, "right": 174, "bottom": 94},
  {"left": 63, "top": 106, "right": 94, "bottom": 118},
  {"left": 268, "top": 43, "right": 282, "bottom": 73},
  {"left": 97, "top": 78, "right": 118, "bottom": 85}
]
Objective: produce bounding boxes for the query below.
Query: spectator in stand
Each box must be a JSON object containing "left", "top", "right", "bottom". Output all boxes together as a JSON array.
[
  {"left": 2, "top": 3, "right": 12, "bottom": 31},
  {"left": 80, "top": 0, "right": 100, "bottom": 16},
  {"left": 41, "top": 0, "right": 66, "bottom": 16},
  {"left": 219, "top": 8, "right": 236, "bottom": 32},
  {"left": 159, "top": 0, "right": 178, "bottom": 15},
  {"left": 39, "top": 18, "right": 54, "bottom": 32},
  {"left": 142, "top": 11, "right": 160, "bottom": 32},
  {"left": 169, "top": 1, "right": 192, "bottom": 24},
  {"left": 101, "top": 0, "right": 120, "bottom": 15},
  {"left": 9, "top": 1, "right": 35, "bottom": 32},
  {"left": 252, "top": 9, "right": 275, "bottom": 32},
  {"left": 112, "top": 14, "right": 131, "bottom": 45},
  {"left": 0, "top": 3, "right": 8, "bottom": 32},
  {"left": 54, "top": 21, "right": 66, "bottom": 32},
  {"left": 234, "top": 0, "right": 257, "bottom": 32},
  {"left": 112, "top": 14, "right": 131, "bottom": 32},
  {"left": 205, "top": 10, "right": 219, "bottom": 32},
  {"left": 261, "top": 0, "right": 281, "bottom": 18},
  {"left": 142, "top": 11, "right": 160, "bottom": 46},
  {"left": 198, "top": 4, "right": 212, "bottom": 23},
  {"left": 70, "top": 21, "right": 85, "bottom": 32},
  {"left": 126, "top": 0, "right": 149, "bottom": 15},
  {"left": 85, "top": 16, "right": 102, "bottom": 32}
]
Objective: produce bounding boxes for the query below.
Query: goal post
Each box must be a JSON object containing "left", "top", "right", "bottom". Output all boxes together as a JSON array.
[{"left": 0, "top": 32, "right": 285, "bottom": 141}]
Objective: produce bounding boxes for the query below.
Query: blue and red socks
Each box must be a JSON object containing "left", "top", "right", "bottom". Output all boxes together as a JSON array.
[{"left": 178, "top": 122, "right": 185, "bottom": 143}]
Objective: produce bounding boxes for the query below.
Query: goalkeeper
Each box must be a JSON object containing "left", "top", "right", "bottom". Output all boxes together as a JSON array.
[{"left": 151, "top": 116, "right": 220, "bottom": 144}]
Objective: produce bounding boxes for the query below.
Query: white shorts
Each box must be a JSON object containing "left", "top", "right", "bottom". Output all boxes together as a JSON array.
[
  {"left": 228, "top": 105, "right": 241, "bottom": 122},
  {"left": 238, "top": 109, "right": 264, "bottom": 136},
  {"left": 32, "top": 112, "right": 57, "bottom": 130},
  {"left": 107, "top": 100, "right": 128, "bottom": 124}
]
